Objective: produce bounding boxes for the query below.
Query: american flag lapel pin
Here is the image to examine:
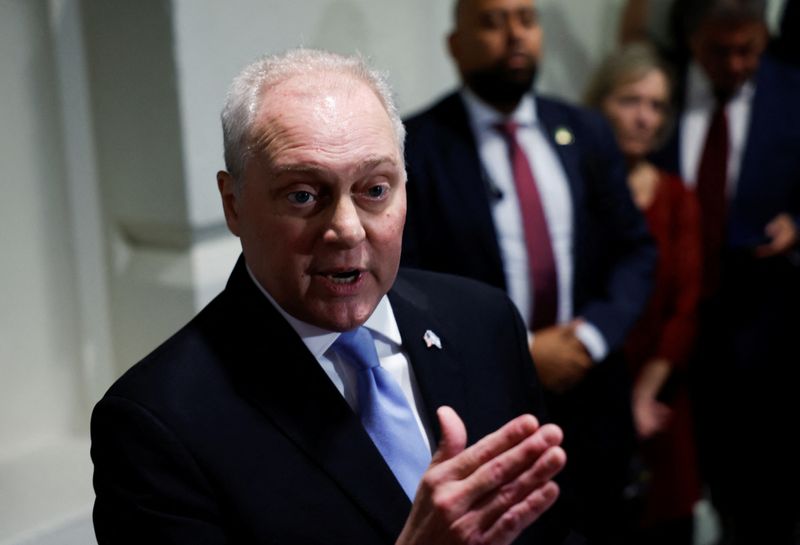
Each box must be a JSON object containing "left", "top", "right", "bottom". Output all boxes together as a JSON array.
[{"left": 423, "top": 329, "right": 442, "bottom": 349}]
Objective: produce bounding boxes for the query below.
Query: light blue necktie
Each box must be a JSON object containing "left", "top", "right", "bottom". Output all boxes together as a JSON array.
[{"left": 333, "top": 327, "right": 431, "bottom": 499}]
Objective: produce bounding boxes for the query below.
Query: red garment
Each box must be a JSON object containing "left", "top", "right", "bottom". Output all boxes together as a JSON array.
[{"left": 625, "top": 171, "right": 702, "bottom": 525}]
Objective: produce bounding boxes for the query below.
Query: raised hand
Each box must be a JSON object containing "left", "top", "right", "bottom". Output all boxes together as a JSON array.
[{"left": 396, "top": 406, "right": 566, "bottom": 545}]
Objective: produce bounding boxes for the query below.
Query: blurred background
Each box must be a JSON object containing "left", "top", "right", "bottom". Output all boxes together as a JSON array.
[{"left": 0, "top": 1, "right": 787, "bottom": 543}]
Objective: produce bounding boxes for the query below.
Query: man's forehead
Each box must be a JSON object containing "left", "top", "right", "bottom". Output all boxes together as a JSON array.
[
  {"left": 699, "top": 18, "right": 765, "bottom": 38},
  {"left": 255, "top": 73, "right": 390, "bottom": 131},
  {"left": 693, "top": 21, "right": 767, "bottom": 58},
  {"left": 458, "top": 0, "right": 536, "bottom": 17},
  {"left": 258, "top": 72, "right": 352, "bottom": 112},
  {"left": 249, "top": 73, "right": 400, "bottom": 171}
]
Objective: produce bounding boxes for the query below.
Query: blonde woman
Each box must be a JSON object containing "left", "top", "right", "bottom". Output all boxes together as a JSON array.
[{"left": 586, "top": 43, "right": 701, "bottom": 545}]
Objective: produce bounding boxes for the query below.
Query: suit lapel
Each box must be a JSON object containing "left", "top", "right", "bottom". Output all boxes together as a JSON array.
[
  {"left": 437, "top": 94, "right": 507, "bottom": 282},
  {"left": 735, "top": 59, "right": 774, "bottom": 207},
  {"left": 536, "top": 97, "right": 584, "bottom": 209},
  {"left": 222, "top": 258, "right": 410, "bottom": 542},
  {"left": 388, "top": 272, "right": 471, "bottom": 445},
  {"left": 536, "top": 97, "right": 587, "bottom": 293}
]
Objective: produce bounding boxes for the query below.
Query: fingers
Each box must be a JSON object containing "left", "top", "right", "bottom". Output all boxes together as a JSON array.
[
  {"left": 570, "top": 348, "right": 592, "bottom": 369},
  {"left": 453, "top": 425, "right": 565, "bottom": 527},
  {"left": 435, "top": 422, "right": 563, "bottom": 527},
  {"left": 447, "top": 426, "right": 565, "bottom": 545},
  {"left": 428, "top": 413, "right": 540, "bottom": 482},
  {"left": 754, "top": 234, "right": 781, "bottom": 257},
  {"left": 770, "top": 219, "right": 797, "bottom": 253},
  {"left": 462, "top": 423, "right": 562, "bottom": 498},
  {"left": 399, "top": 410, "right": 565, "bottom": 545},
  {"left": 533, "top": 328, "right": 590, "bottom": 372},
  {"left": 635, "top": 399, "right": 672, "bottom": 438},
  {"left": 561, "top": 325, "right": 592, "bottom": 369},
  {"left": 567, "top": 336, "right": 591, "bottom": 364},
  {"left": 419, "top": 413, "right": 543, "bottom": 521},
  {"left": 483, "top": 480, "right": 561, "bottom": 545},
  {"left": 536, "top": 350, "right": 586, "bottom": 393},
  {"left": 756, "top": 213, "right": 798, "bottom": 257},
  {"left": 562, "top": 342, "right": 592, "bottom": 385}
]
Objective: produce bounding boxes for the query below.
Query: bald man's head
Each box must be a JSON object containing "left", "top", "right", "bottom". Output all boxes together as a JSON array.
[{"left": 448, "top": 0, "right": 542, "bottom": 112}]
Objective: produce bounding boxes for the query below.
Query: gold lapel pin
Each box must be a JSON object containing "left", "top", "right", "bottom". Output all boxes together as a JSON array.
[{"left": 554, "top": 126, "right": 574, "bottom": 146}]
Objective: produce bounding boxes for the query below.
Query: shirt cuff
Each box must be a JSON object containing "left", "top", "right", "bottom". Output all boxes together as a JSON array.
[{"left": 575, "top": 322, "right": 609, "bottom": 363}]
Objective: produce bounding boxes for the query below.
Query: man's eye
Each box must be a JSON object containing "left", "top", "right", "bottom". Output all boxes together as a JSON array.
[
  {"left": 518, "top": 8, "right": 537, "bottom": 27},
  {"left": 288, "top": 191, "right": 315, "bottom": 205},
  {"left": 480, "top": 12, "right": 506, "bottom": 29},
  {"left": 365, "top": 185, "right": 388, "bottom": 199}
]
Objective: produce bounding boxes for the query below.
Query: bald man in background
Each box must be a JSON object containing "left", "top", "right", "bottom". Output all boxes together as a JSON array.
[
  {"left": 91, "top": 48, "right": 576, "bottom": 545},
  {"left": 402, "top": 1, "right": 655, "bottom": 543}
]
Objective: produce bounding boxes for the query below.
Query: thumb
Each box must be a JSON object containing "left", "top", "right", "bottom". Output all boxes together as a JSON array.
[{"left": 431, "top": 406, "right": 467, "bottom": 464}]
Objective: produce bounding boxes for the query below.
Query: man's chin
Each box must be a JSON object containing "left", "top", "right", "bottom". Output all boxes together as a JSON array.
[
  {"left": 303, "top": 300, "right": 378, "bottom": 333},
  {"left": 464, "top": 68, "right": 536, "bottom": 108}
]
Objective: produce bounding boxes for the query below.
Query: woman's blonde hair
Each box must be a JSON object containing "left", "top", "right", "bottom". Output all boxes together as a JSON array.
[
  {"left": 584, "top": 43, "right": 672, "bottom": 109},
  {"left": 584, "top": 43, "right": 674, "bottom": 146}
]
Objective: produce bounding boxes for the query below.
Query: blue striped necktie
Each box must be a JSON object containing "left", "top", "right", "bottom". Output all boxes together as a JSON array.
[{"left": 333, "top": 327, "right": 430, "bottom": 499}]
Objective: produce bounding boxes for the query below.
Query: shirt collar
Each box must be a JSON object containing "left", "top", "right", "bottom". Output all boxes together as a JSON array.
[
  {"left": 460, "top": 86, "right": 538, "bottom": 130},
  {"left": 246, "top": 265, "right": 402, "bottom": 359}
]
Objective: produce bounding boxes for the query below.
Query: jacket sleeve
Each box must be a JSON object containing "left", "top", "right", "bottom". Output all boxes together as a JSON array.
[
  {"left": 573, "top": 112, "right": 657, "bottom": 353},
  {"left": 91, "top": 396, "right": 229, "bottom": 545}
]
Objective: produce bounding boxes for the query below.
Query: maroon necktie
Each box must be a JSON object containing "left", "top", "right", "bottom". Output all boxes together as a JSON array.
[
  {"left": 495, "top": 121, "right": 558, "bottom": 330},
  {"left": 695, "top": 101, "right": 729, "bottom": 296}
]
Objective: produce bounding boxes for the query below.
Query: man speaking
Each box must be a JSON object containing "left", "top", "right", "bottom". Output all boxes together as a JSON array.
[{"left": 90, "top": 48, "right": 566, "bottom": 545}]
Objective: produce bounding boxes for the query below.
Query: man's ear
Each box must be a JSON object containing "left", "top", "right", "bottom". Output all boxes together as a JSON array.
[
  {"left": 755, "top": 21, "right": 770, "bottom": 53},
  {"left": 447, "top": 30, "right": 460, "bottom": 61},
  {"left": 217, "top": 170, "right": 241, "bottom": 237}
]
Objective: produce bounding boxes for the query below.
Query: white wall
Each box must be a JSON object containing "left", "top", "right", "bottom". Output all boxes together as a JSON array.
[
  {"left": 0, "top": 0, "right": 630, "bottom": 543},
  {"left": 0, "top": 0, "right": 80, "bottom": 450},
  {"left": 0, "top": 1, "right": 94, "bottom": 543}
]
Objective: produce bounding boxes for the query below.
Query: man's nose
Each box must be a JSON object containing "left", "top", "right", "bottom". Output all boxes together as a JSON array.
[
  {"left": 507, "top": 17, "right": 526, "bottom": 41},
  {"left": 725, "top": 52, "right": 748, "bottom": 77},
  {"left": 324, "top": 195, "right": 366, "bottom": 247}
]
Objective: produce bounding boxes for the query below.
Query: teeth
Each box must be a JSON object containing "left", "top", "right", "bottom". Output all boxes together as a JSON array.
[{"left": 328, "top": 270, "right": 359, "bottom": 284}]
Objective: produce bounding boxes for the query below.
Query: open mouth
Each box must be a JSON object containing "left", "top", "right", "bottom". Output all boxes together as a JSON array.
[{"left": 326, "top": 270, "right": 362, "bottom": 284}]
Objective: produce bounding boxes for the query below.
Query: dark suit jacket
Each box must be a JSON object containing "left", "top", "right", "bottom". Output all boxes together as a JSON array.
[
  {"left": 652, "top": 56, "right": 800, "bottom": 375},
  {"left": 402, "top": 92, "right": 655, "bottom": 353},
  {"left": 91, "top": 257, "right": 557, "bottom": 544}
]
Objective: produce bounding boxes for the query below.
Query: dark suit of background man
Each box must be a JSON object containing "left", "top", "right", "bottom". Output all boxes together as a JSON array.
[
  {"left": 90, "top": 48, "right": 572, "bottom": 545},
  {"left": 651, "top": 1, "right": 800, "bottom": 543},
  {"left": 402, "top": 0, "right": 655, "bottom": 543}
]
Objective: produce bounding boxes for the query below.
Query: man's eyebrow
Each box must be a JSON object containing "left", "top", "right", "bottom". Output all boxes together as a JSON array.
[{"left": 271, "top": 156, "right": 400, "bottom": 175}]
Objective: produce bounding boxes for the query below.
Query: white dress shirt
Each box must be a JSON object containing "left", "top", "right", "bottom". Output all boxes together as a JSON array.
[
  {"left": 247, "top": 266, "right": 433, "bottom": 450},
  {"left": 680, "top": 61, "right": 755, "bottom": 197},
  {"left": 461, "top": 88, "right": 608, "bottom": 362}
]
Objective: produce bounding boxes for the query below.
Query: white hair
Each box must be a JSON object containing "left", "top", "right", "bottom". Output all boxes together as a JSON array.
[{"left": 220, "top": 48, "right": 406, "bottom": 185}]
